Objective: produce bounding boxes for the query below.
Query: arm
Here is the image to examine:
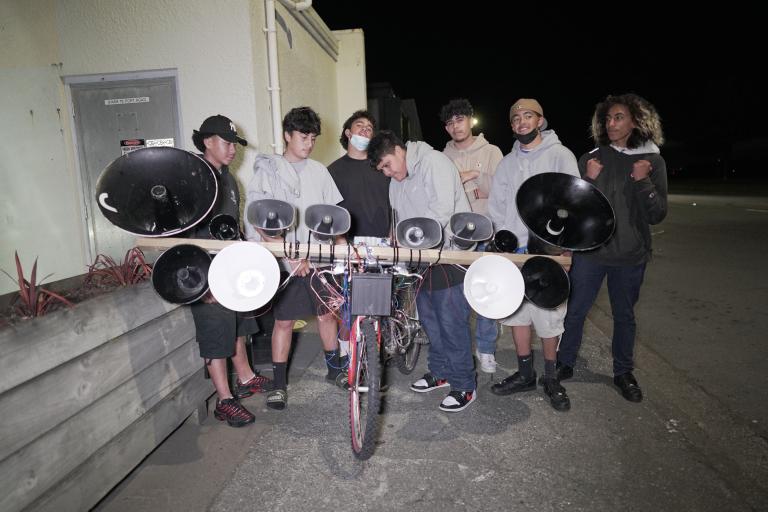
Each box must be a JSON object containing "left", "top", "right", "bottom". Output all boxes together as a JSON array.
[
  {"left": 632, "top": 155, "right": 668, "bottom": 225},
  {"left": 487, "top": 158, "right": 509, "bottom": 230}
]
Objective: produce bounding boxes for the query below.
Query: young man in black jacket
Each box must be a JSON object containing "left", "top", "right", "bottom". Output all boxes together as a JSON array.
[{"left": 556, "top": 94, "right": 667, "bottom": 403}]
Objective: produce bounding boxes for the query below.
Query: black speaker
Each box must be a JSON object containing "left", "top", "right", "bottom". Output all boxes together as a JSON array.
[
  {"left": 305, "top": 204, "right": 351, "bottom": 242},
  {"left": 151, "top": 244, "right": 211, "bottom": 304},
  {"left": 246, "top": 199, "right": 295, "bottom": 236},
  {"left": 209, "top": 214, "right": 239, "bottom": 240},
  {"left": 395, "top": 217, "right": 443, "bottom": 249},
  {"left": 450, "top": 212, "right": 493, "bottom": 250},
  {"left": 95, "top": 147, "right": 218, "bottom": 237},
  {"left": 521, "top": 256, "right": 570, "bottom": 309},
  {"left": 486, "top": 230, "right": 519, "bottom": 253},
  {"left": 516, "top": 172, "right": 615, "bottom": 251}
]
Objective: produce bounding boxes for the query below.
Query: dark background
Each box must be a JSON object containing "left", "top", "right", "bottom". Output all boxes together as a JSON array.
[{"left": 313, "top": 2, "right": 766, "bottom": 185}]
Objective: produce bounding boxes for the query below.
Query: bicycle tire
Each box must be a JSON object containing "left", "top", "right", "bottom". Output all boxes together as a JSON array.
[
  {"left": 349, "top": 317, "right": 382, "bottom": 460},
  {"left": 394, "top": 321, "right": 422, "bottom": 375}
]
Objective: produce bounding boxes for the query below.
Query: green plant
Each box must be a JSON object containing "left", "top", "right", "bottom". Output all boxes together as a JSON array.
[
  {"left": 1, "top": 252, "right": 74, "bottom": 319},
  {"left": 84, "top": 247, "right": 152, "bottom": 288}
]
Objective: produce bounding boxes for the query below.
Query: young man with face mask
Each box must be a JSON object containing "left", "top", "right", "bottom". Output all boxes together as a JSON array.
[
  {"left": 487, "top": 99, "right": 579, "bottom": 411},
  {"left": 556, "top": 94, "right": 667, "bottom": 403},
  {"left": 440, "top": 98, "right": 504, "bottom": 374}
]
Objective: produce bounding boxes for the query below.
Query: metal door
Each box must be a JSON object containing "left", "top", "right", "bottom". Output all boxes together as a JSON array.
[{"left": 69, "top": 73, "right": 181, "bottom": 261}]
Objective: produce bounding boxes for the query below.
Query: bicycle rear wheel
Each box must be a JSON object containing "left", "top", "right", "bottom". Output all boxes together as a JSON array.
[
  {"left": 349, "top": 317, "right": 381, "bottom": 460},
  {"left": 393, "top": 318, "right": 423, "bottom": 375}
]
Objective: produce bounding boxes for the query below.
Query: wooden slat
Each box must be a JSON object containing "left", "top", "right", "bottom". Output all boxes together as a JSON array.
[
  {"left": 137, "top": 237, "right": 571, "bottom": 266},
  {"left": 0, "top": 282, "right": 179, "bottom": 395},
  {"left": 25, "top": 369, "right": 212, "bottom": 512},
  {"left": 0, "top": 307, "right": 195, "bottom": 461},
  {"left": 0, "top": 341, "right": 208, "bottom": 512}
]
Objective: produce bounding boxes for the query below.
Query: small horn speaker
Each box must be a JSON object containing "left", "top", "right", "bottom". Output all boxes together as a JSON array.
[
  {"left": 208, "top": 242, "right": 281, "bottom": 312},
  {"left": 305, "top": 204, "right": 351, "bottom": 242},
  {"left": 95, "top": 147, "right": 218, "bottom": 237},
  {"left": 516, "top": 172, "right": 615, "bottom": 251},
  {"left": 450, "top": 212, "right": 493, "bottom": 250},
  {"left": 521, "top": 256, "right": 570, "bottom": 309},
  {"left": 395, "top": 217, "right": 443, "bottom": 249},
  {"left": 209, "top": 214, "right": 239, "bottom": 240},
  {"left": 151, "top": 244, "right": 211, "bottom": 304},
  {"left": 246, "top": 199, "right": 295, "bottom": 236},
  {"left": 463, "top": 255, "right": 525, "bottom": 319},
  {"left": 486, "top": 230, "right": 519, "bottom": 253}
]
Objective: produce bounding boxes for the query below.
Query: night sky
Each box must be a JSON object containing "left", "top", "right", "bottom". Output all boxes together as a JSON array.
[{"left": 313, "top": 3, "right": 766, "bottom": 183}]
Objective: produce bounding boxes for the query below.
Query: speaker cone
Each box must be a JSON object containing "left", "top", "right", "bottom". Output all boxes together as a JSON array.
[
  {"left": 463, "top": 255, "right": 525, "bottom": 319},
  {"left": 395, "top": 217, "right": 443, "bottom": 249},
  {"left": 305, "top": 204, "right": 351, "bottom": 242},
  {"left": 521, "top": 256, "right": 570, "bottom": 309},
  {"left": 246, "top": 199, "right": 296, "bottom": 236},
  {"left": 208, "top": 242, "right": 281, "bottom": 312},
  {"left": 450, "top": 212, "right": 493, "bottom": 250},
  {"left": 151, "top": 244, "right": 212, "bottom": 304}
]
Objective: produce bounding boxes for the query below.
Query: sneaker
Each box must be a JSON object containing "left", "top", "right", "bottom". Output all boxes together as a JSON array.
[
  {"left": 475, "top": 350, "right": 497, "bottom": 373},
  {"left": 614, "top": 372, "right": 643, "bottom": 402},
  {"left": 439, "top": 390, "right": 476, "bottom": 412},
  {"left": 234, "top": 373, "right": 273, "bottom": 399},
  {"left": 410, "top": 373, "right": 450, "bottom": 393},
  {"left": 490, "top": 371, "right": 537, "bottom": 396},
  {"left": 214, "top": 398, "right": 255, "bottom": 427},
  {"left": 542, "top": 377, "right": 571, "bottom": 411},
  {"left": 326, "top": 371, "right": 350, "bottom": 390}
]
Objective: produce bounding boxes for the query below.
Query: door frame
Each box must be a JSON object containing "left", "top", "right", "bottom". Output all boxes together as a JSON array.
[{"left": 62, "top": 68, "right": 184, "bottom": 263}]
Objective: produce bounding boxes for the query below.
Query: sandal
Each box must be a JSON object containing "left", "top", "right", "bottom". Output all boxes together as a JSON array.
[{"left": 266, "top": 388, "right": 287, "bottom": 410}]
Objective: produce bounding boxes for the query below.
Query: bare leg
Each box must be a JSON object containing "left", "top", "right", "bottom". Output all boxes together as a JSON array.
[
  {"left": 207, "top": 358, "right": 232, "bottom": 399},
  {"left": 541, "top": 336, "right": 559, "bottom": 362},
  {"left": 231, "top": 335, "right": 255, "bottom": 383},
  {"left": 318, "top": 312, "right": 340, "bottom": 351},
  {"left": 511, "top": 325, "right": 533, "bottom": 356},
  {"left": 272, "top": 320, "right": 294, "bottom": 362}
]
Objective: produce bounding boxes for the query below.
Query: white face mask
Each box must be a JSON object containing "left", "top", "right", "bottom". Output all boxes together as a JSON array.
[{"left": 349, "top": 134, "right": 370, "bottom": 151}]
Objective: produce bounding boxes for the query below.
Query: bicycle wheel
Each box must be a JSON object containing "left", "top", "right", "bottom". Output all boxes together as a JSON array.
[
  {"left": 394, "top": 317, "right": 422, "bottom": 375},
  {"left": 349, "top": 317, "right": 382, "bottom": 460}
]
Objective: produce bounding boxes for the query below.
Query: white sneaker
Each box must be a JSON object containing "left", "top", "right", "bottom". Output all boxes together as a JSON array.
[{"left": 475, "top": 350, "right": 497, "bottom": 373}]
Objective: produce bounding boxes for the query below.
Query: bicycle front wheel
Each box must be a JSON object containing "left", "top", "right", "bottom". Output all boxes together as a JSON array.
[{"left": 349, "top": 317, "right": 382, "bottom": 460}]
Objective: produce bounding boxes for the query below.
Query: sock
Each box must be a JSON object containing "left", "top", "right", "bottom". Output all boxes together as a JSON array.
[
  {"left": 272, "top": 362, "right": 287, "bottom": 390},
  {"left": 518, "top": 353, "right": 534, "bottom": 379},
  {"left": 325, "top": 349, "right": 341, "bottom": 377},
  {"left": 338, "top": 337, "right": 350, "bottom": 358},
  {"left": 544, "top": 359, "right": 556, "bottom": 378},
  {"left": 340, "top": 353, "right": 349, "bottom": 370}
]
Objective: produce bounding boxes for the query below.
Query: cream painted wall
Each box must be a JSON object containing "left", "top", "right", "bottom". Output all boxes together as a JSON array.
[
  {"left": 0, "top": 0, "right": 363, "bottom": 296},
  {"left": 333, "top": 29, "right": 368, "bottom": 160}
]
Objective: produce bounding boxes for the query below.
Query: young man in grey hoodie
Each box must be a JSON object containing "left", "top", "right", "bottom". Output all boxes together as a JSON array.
[
  {"left": 556, "top": 93, "right": 667, "bottom": 403},
  {"left": 368, "top": 130, "right": 477, "bottom": 412},
  {"left": 487, "top": 99, "right": 579, "bottom": 411},
  {"left": 441, "top": 98, "right": 504, "bottom": 374}
]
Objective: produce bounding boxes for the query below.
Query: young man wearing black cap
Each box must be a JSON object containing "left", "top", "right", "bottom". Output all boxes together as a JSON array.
[{"left": 189, "top": 115, "right": 272, "bottom": 427}]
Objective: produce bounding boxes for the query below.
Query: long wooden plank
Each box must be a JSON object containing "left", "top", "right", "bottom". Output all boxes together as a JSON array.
[
  {"left": 0, "top": 341, "right": 209, "bottom": 512},
  {"left": 25, "top": 369, "right": 212, "bottom": 512},
  {"left": 137, "top": 237, "right": 572, "bottom": 266},
  {"left": 0, "top": 307, "right": 195, "bottom": 461},
  {"left": 0, "top": 282, "right": 179, "bottom": 395}
]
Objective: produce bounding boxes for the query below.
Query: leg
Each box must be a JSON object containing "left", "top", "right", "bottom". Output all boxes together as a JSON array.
[
  {"left": 475, "top": 314, "right": 499, "bottom": 354},
  {"left": 271, "top": 320, "right": 294, "bottom": 363},
  {"left": 434, "top": 284, "right": 474, "bottom": 392},
  {"left": 606, "top": 263, "right": 646, "bottom": 376},
  {"left": 416, "top": 288, "right": 450, "bottom": 380},
  {"left": 558, "top": 255, "right": 607, "bottom": 367},
  {"left": 231, "top": 335, "right": 255, "bottom": 382},
  {"left": 317, "top": 312, "right": 341, "bottom": 351},
  {"left": 207, "top": 358, "right": 233, "bottom": 399}
]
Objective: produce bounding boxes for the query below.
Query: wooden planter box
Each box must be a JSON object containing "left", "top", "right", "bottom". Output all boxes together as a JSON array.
[{"left": 0, "top": 282, "right": 213, "bottom": 512}]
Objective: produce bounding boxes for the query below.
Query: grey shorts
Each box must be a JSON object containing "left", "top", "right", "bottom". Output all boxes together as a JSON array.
[
  {"left": 190, "top": 302, "right": 260, "bottom": 358},
  {"left": 500, "top": 301, "right": 567, "bottom": 339}
]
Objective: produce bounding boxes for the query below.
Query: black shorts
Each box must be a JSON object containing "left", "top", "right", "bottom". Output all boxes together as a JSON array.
[
  {"left": 190, "top": 302, "right": 260, "bottom": 359},
  {"left": 272, "top": 272, "right": 337, "bottom": 320}
]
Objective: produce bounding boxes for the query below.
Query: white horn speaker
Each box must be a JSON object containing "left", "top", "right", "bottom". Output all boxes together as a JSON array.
[
  {"left": 463, "top": 255, "right": 524, "bottom": 319},
  {"left": 247, "top": 199, "right": 295, "bottom": 236},
  {"left": 305, "top": 204, "right": 351, "bottom": 242},
  {"left": 207, "top": 242, "right": 281, "bottom": 312},
  {"left": 395, "top": 217, "right": 443, "bottom": 249}
]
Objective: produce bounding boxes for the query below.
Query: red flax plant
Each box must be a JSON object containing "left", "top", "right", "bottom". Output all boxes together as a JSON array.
[
  {"left": 83, "top": 247, "right": 153, "bottom": 289},
  {"left": 1, "top": 252, "right": 74, "bottom": 320}
]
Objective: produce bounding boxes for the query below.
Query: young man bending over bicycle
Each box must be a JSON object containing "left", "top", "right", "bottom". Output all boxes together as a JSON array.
[
  {"left": 244, "top": 106, "right": 348, "bottom": 410},
  {"left": 368, "top": 130, "right": 477, "bottom": 412}
]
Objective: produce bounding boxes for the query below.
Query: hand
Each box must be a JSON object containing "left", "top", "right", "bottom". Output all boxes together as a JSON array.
[
  {"left": 631, "top": 159, "right": 653, "bottom": 181},
  {"left": 460, "top": 169, "right": 481, "bottom": 183},
  {"left": 585, "top": 158, "right": 603, "bottom": 180},
  {"left": 288, "top": 258, "right": 310, "bottom": 277},
  {"left": 200, "top": 291, "right": 218, "bottom": 304}
]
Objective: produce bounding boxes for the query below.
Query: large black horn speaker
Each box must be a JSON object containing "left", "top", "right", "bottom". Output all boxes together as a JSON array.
[
  {"left": 516, "top": 173, "right": 614, "bottom": 251},
  {"left": 151, "top": 244, "right": 212, "bottom": 304},
  {"left": 305, "top": 204, "right": 351, "bottom": 242},
  {"left": 95, "top": 147, "right": 218, "bottom": 237},
  {"left": 395, "top": 217, "right": 443, "bottom": 249},
  {"left": 521, "top": 256, "right": 570, "bottom": 309},
  {"left": 450, "top": 212, "right": 493, "bottom": 250},
  {"left": 246, "top": 199, "right": 295, "bottom": 236}
]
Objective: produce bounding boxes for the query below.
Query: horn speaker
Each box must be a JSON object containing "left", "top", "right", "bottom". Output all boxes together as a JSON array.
[
  {"left": 95, "top": 147, "right": 218, "bottom": 237},
  {"left": 485, "top": 229, "right": 519, "bottom": 253},
  {"left": 395, "top": 217, "right": 443, "bottom": 249},
  {"left": 450, "top": 212, "right": 493, "bottom": 250},
  {"left": 209, "top": 214, "right": 239, "bottom": 240},
  {"left": 521, "top": 256, "right": 570, "bottom": 309},
  {"left": 151, "top": 244, "right": 211, "bottom": 304},
  {"left": 246, "top": 199, "right": 296, "bottom": 236},
  {"left": 305, "top": 204, "right": 351, "bottom": 242},
  {"left": 207, "top": 242, "right": 281, "bottom": 312},
  {"left": 463, "top": 255, "right": 525, "bottom": 319}
]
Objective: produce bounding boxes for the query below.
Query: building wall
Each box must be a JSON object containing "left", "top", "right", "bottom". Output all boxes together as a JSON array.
[
  {"left": 333, "top": 29, "right": 368, "bottom": 160},
  {"left": 0, "top": 0, "right": 363, "bottom": 295}
]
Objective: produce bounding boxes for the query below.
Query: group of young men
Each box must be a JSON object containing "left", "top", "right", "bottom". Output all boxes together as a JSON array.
[{"left": 190, "top": 91, "right": 667, "bottom": 426}]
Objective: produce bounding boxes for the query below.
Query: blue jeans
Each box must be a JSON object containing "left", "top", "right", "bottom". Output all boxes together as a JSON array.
[
  {"left": 558, "top": 254, "right": 646, "bottom": 376},
  {"left": 473, "top": 242, "right": 499, "bottom": 354},
  {"left": 416, "top": 282, "right": 475, "bottom": 391}
]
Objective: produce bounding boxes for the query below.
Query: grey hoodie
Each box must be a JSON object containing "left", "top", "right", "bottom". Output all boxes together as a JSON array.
[
  {"left": 488, "top": 130, "right": 579, "bottom": 248},
  {"left": 443, "top": 133, "right": 503, "bottom": 215}
]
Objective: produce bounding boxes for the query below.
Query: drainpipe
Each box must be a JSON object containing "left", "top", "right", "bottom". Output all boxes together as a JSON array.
[{"left": 265, "top": 0, "right": 284, "bottom": 155}]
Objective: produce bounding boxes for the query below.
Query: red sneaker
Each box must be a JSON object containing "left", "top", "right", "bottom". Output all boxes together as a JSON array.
[
  {"left": 234, "top": 373, "right": 273, "bottom": 399},
  {"left": 214, "top": 398, "right": 255, "bottom": 427}
]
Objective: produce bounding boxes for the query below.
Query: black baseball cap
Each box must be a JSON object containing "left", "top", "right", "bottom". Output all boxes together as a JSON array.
[{"left": 193, "top": 115, "right": 247, "bottom": 146}]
